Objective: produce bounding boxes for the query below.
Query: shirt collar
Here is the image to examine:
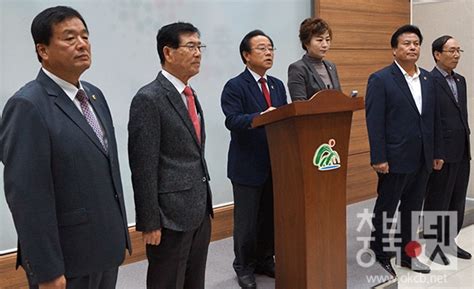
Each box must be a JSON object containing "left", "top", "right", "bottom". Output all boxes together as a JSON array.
[
  {"left": 161, "top": 69, "right": 187, "bottom": 94},
  {"left": 42, "top": 67, "right": 84, "bottom": 102},
  {"left": 394, "top": 60, "right": 420, "bottom": 78},
  {"left": 436, "top": 65, "right": 455, "bottom": 78},
  {"left": 246, "top": 67, "right": 267, "bottom": 83}
]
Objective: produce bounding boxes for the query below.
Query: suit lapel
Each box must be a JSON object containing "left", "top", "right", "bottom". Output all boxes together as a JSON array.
[
  {"left": 84, "top": 85, "right": 110, "bottom": 156},
  {"left": 432, "top": 68, "right": 459, "bottom": 107},
  {"left": 323, "top": 60, "right": 338, "bottom": 89},
  {"left": 37, "top": 71, "right": 108, "bottom": 156},
  {"left": 391, "top": 63, "right": 419, "bottom": 115},
  {"left": 454, "top": 75, "right": 469, "bottom": 130},
  {"left": 193, "top": 90, "right": 206, "bottom": 149},
  {"left": 267, "top": 77, "right": 279, "bottom": 106},
  {"left": 454, "top": 74, "right": 467, "bottom": 110},
  {"left": 302, "top": 56, "right": 326, "bottom": 90},
  {"left": 419, "top": 70, "right": 430, "bottom": 116},
  {"left": 243, "top": 69, "right": 268, "bottom": 111},
  {"left": 158, "top": 73, "right": 201, "bottom": 147}
]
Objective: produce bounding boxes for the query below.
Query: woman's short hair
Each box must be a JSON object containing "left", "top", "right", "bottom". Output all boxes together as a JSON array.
[{"left": 299, "top": 18, "right": 332, "bottom": 51}]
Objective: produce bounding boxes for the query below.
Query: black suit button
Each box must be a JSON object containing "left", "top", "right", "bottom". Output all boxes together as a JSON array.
[
  {"left": 202, "top": 177, "right": 207, "bottom": 182},
  {"left": 114, "top": 194, "right": 119, "bottom": 199}
]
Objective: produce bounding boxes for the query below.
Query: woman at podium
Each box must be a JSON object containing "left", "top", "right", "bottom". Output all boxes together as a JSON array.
[{"left": 287, "top": 17, "right": 341, "bottom": 101}]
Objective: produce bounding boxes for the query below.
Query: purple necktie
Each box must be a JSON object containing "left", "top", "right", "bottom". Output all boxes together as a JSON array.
[{"left": 76, "top": 89, "right": 107, "bottom": 151}]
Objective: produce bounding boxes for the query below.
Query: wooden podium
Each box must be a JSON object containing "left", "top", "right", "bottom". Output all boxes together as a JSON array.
[{"left": 252, "top": 90, "right": 364, "bottom": 289}]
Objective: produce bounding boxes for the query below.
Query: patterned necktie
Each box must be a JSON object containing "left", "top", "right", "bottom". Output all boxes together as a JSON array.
[
  {"left": 76, "top": 89, "right": 107, "bottom": 151},
  {"left": 446, "top": 75, "right": 459, "bottom": 102},
  {"left": 258, "top": 77, "right": 272, "bottom": 107},
  {"left": 183, "top": 86, "right": 201, "bottom": 144}
]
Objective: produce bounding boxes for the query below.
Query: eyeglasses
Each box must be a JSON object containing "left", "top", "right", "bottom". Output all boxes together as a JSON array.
[
  {"left": 178, "top": 43, "right": 207, "bottom": 52},
  {"left": 442, "top": 49, "right": 464, "bottom": 55},
  {"left": 251, "top": 46, "right": 276, "bottom": 53}
]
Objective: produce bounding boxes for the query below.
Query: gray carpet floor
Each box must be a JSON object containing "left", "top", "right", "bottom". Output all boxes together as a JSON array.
[{"left": 117, "top": 198, "right": 474, "bottom": 289}]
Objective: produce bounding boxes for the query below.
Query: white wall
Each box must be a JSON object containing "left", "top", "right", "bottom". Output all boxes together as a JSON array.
[{"left": 0, "top": 0, "right": 310, "bottom": 253}]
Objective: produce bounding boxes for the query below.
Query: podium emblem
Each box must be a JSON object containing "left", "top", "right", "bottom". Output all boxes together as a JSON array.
[{"left": 313, "top": 139, "right": 341, "bottom": 171}]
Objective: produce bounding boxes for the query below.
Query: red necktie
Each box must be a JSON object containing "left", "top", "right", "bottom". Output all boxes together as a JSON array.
[
  {"left": 183, "top": 86, "right": 201, "bottom": 143},
  {"left": 258, "top": 78, "right": 272, "bottom": 107}
]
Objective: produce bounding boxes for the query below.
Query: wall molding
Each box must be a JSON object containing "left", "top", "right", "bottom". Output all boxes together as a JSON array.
[{"left": 0, "top": 205, "right": 233, "bottom": 289}]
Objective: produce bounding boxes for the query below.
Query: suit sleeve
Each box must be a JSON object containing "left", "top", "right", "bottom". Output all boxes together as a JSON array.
[
  {"left": 221, "top": 81, "right": 260, "bottom": 131},
  {"left": 287, "top": 63, "right": 308, "bottom": 101},
  {"left": 365, "top": 73, "right": 387, "bottom": 165},
  {"left": 1, "top": 97, "right": 65, "bottom": 284},
  {"left": 128, "top": 93, "right": 162, "bottom": 232}
]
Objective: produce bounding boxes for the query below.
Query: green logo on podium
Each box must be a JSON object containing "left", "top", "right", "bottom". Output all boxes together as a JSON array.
[{"left": 313, "top": 139, "right": 341, "bottom": 171}]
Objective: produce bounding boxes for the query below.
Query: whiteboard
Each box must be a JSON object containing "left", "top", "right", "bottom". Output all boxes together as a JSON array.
[{"left": 0, "top": 0, "right": 310, "bottom": 253}]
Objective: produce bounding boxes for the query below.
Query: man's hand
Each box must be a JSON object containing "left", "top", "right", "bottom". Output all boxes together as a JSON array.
[
  {"left": 39, "top": 275, "right": 66, "bottom": 289},
  {"left": 143, "top": 229, "right": 162, "bottom": 246},
  {"left": 372, "top": 162, "right": 389, "bottom": 174},
  {"left": 260, "top": 107, "right": 276, "bottom": 115},
  {"left": 433, "top": 159, "right": 444, "bottom": 170}
]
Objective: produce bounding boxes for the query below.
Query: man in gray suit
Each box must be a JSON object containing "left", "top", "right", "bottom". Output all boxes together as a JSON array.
[
  {"left": 128, "top": 22, "right": 213, "bottom": 289},
  {"left": 0, "top": 6, "right": 130, "bottom": 289}
]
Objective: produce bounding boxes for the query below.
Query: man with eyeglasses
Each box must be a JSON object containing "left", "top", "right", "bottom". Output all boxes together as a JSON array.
[
  {"left": 128, "top": 22, "right": 213, "bottom": 289},
  {"left": 221, "top": 30, "right": 287, "bottom": 289},
  {"left": 423, "top": 35, "right": 471, "bottom": 265},
  {"left": 365, "top": 25, "right": 444, "bottom": 277}
]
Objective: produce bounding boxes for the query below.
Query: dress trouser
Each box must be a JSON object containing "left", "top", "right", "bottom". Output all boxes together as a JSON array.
[
  {"left": 370, "top": 165, "right": 429, "bottom": 260},
  {"left": 424, "top": 159, "right": 470, "bottom": 242},
  {"left": 232, "top": 177, "right": 275, "bottom": 276},
  {"left": 29, "top": 267, "right": 119, "bottom": 289},
  {"left": 145, "top": 215, "right": 211, "bottom": 289}
]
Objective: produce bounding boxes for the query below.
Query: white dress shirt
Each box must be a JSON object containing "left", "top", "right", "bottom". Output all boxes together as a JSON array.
[
  {"left": 394, "top": 61, "right": 422, "bottom": 114},
  {"left": 247, "top": 67, "right": 269, "bottom": 93},
  {"left": 42, "top": 67, "right": 107, "bottom": 145},
  {"left": 161, "top": 69, "right": 199, "bottom": 117}
]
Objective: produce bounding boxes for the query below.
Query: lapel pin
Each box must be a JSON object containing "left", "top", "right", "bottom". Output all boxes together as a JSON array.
[
  {"left": 457, "top": 78, "right": 460, "bottom": 82},
  {"left": 423, "top": 76, "right": 427, "bottom": 80},
  {"left": 92, "top": 94, "right": 97, "bottom": 100},
  {"left": 271, "top": 85, "right": 274, "bottom": 89}
]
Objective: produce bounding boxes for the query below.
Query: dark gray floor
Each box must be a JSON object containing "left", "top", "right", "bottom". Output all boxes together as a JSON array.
[{"left": 117, "top": 198, "right": 474, "bottom": 289}]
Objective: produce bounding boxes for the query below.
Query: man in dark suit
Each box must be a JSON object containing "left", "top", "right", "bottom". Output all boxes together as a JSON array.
[
  {"left": 221, "top": 30, "right": 287, "bottom": 289},
  {"left": 128, "top": 22, "right": 213, "bottom": 289},
  {"left": 0, "top": 6, "right": 131, "bottom": 289},
  {"left": 423, "top": 35, "right": 471, "bottom": 265},
  {"left": 365, "top": 25, "right": 443, "bottom": 277}
]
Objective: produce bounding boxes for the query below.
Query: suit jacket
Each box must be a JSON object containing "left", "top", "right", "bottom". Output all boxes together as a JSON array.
[
  {"left": 365, "top": 62, "right": 443, "bottom": 174},
  {"left": 0, "top": 70, "right": 131, "bottom": 284},
  {"left": 128, "top": 72, "right": 212, "bottom": 233},
  {"left": 430, "top": 67, "right": 470, "bottom": 163},
  {"left": 221, "top": 68, "right": 288, "bottom": 186},
  {"left": 287, "top": 55, "right": 341, "bottom": 101}
]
